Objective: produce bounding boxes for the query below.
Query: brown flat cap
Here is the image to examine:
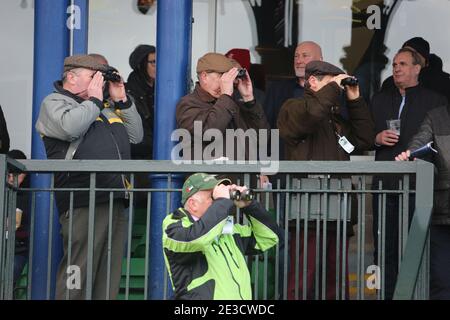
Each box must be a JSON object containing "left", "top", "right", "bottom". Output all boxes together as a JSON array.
[
  {"left": 305, "top": 60, "right": 345, "bottom": 80},
  {"left": 63, "top": 54, "right": 108, "bottom": 73},
  {"left": 196, "top": 52, "right": 234, "bottom": 73}
]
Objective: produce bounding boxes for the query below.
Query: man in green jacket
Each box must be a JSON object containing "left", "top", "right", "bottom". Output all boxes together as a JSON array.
[{"left": 163, "top": 173, "right": 279, "bottom": 300}]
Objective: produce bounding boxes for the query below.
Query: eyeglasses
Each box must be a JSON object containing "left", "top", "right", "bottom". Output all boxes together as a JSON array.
[{"left": 148, "top": 60, "right": 156, "bottom": 65}]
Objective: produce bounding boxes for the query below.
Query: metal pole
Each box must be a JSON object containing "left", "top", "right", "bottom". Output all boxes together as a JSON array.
[
  {"left": 149, "top": 0, "right": 192, "bottom": 299},
  {"left": 31, "top": 0, "right": 85, "bottom": 299},
  {"left": 71, "top": 0, "right": 89, "bottom": 55}
]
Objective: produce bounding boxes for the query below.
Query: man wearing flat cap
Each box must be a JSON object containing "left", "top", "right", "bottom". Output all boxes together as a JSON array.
[
  {"left": 35, "top": 54, "right": 143, "bottom": 300},
  {"left": 175, "top": 52, "right": 269, "bottom": 164},
  {"left": 162, "top": 172, "right": 279, "bottom": 299},
  {"left": 277, "top": 60, "right": 375, "bottom": 300}
]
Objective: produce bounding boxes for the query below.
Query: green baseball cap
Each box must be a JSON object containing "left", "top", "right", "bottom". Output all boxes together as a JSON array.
[{"left": 181, "top": 173, "right": 231, "bottom": 205}]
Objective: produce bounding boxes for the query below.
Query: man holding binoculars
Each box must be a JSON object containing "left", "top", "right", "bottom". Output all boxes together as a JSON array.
[
  {"left": 163, "top": 173, "right": 280, "bottom": 300},
  {"left": 35, "top": 54, "right": 143, "bottom": 299},
  {"left": 277, "top": 60, "right": 375, "bottom": 299}
]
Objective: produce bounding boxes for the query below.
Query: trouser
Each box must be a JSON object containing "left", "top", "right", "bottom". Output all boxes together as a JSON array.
[
  {"left": 55, "top": 200, "right": 127, "bottom": 300},
  {"left": 430, "top": 225, "right": 450, "bottom": 300},
  {"left": 287, "top": 227, "right": 349, "bottom": 300},
  {"left": 372, "top": 194, "right": 415, "bottom": 300}
]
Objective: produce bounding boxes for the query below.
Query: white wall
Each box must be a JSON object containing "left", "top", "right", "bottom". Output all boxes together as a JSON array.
[
  {"left": 0, "top": 0, "right": 34, "bottom": 157},
  {"left": 2, "top": 0, "right": 450, "bottom": 159},
  {"left": 298, "top": 0, "right": 353, "bottom": 69},
  {"left": 381, "top": 0, "right": 450, "bottom": 81}
]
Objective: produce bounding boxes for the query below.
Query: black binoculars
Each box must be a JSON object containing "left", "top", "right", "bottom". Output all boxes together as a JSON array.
[
  {"left": 340, "top": 77, "right": 358, "bottom": 86},
  {"left": 102, "top": 66, "right": 122, "bottom": 83},
  {"left": 229, "top": 189, "right": 254, "bottom": 201},
  {"left": 236, "top": 68, "right": 247, "bottom": 79}
]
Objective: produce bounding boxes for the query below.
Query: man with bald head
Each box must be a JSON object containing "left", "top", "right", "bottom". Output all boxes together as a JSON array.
[
  {"left": 264, "top": 41, "right": 323, "bottom": 137},
  {"left": 294, "top": 41, "right": 323, "bottom": 87}
]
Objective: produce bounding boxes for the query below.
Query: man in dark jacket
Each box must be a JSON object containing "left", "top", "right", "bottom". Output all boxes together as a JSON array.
[
  {"left": 371, "top": 47, "right": 447, "bottom": 299},
  {"left": 6, "top": 149, "right": 30, "bottom": 284},
  {"left": 176, "top": 52, "right": 269, "bottom": 165},
  {"left": 126, "top": 44, "right": 156, "bottom": 207},
  {"left": 35, "top": 54, "right": 143, "bottom": 300},
  {"left": 395, "top": 104, "right": 450, "bottom": 299},
  {"left": 163, "top": 173, "right": 279, "bottom": 299},
  {"left": 381, "top": 37, "right": 450, "bottom": 104},
  {"left": 264, "top": 41, "right": 323, "bottom": 159},
  {"left": 277, "top": 60, "right": 375, "bottom": 299},
  {"left": 126, "top": 44, "right": 156, "bottom": 160}
]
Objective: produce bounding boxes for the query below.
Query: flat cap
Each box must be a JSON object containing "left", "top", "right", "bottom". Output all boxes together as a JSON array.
[
  {"left": 196, "top": 53, "right": 234, "bottom": 73},
  {"left": 305, "top": 60, "right": 345, "bottom": 80},
  {"left": 63, "top": 54, "right": 108, "bottom": 73}
]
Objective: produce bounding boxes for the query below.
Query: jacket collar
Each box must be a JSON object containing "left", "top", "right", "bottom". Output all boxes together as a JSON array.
[
  {"left": 194, "top": 82, "right": 217, "bottom": 103},
  {"left": 53, "top": 80, "right": 86, "bottom": 104},
  {"left": 305, "top": 81, "right": 342, "bottom": 112}
]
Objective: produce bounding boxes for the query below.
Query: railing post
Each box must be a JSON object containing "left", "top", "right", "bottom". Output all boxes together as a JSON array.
[
  {"left": 31, "top": 0, "right": 90, "bottom": 299},
  {"left": 148, "top": 0, "right": 193, "bottom": 299},
  {"left": 393, "top": 160, "right": 434, "bottom": 300}
]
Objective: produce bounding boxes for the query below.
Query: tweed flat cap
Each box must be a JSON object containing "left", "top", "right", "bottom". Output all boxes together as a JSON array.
[
  {"left": 305, "top": 60, "right": 345, "bottom": 80},
  {"left": 63, "top": 54, "right": 108, "bottom": 73},
  {"left": 196, "top": 53, "right": 234, "bottom": 73}
]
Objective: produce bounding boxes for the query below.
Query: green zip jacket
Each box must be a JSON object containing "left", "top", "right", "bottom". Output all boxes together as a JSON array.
[{"left": 162, "top": 198, "right": 279, "bottom": 300}]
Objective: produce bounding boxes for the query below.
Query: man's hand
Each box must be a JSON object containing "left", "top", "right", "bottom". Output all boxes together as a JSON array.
[
  {"left": 220, "top": 67, "right": 238, "bottom": 97},
  {"left": 87, "top": 71, "right": 104, "bottom": 101},
  {"left": 109, "top": 75, "right": 127, "bottom": 102},
  {"left": 236, "top": 70, "right": 254, "bottom": 102},
  {"left": 332, "top": 74, "right": 360, "bottom": 100},
  {"left": 213, "top": 184, "right": 231, "bottom": 200},
  {"left": 232, "top": 185, "right": 252, "bottom": 208},
  {"left": 395, "top": 150, "right": 411, "bottom": 161},
  {"left": 375, "top": 130, "right": 399, "bottom": 146}
]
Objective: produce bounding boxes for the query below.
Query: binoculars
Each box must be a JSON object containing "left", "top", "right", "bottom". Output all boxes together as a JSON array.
[
  {"left": 102, "top": 66, "right": 122, "bottom": 83},
  {"left": 236, "top": 68, "right": 247, "bottom": 79},
  {"left": 340, "top": 77, "right": 358, "bottom": 86},
  {"left": 229, "top": 189, "right": 254, "bottom": 201}
]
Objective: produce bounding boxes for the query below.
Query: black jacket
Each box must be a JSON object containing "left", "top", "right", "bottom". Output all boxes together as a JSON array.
[
  {"left": 407, "top": 105, "right": 450, "bottom": 225},
  {"left": 381, "top": 59, "right": 450, "bottom": 105},
  {"left": 371, "top": 84, "right": 447, "bottom": 189},
  {"left": 126, "top": 71, "right": 154, "bottom": 159},
  {"left": 37, "top": 82, "right": 143, "bottom": 213},
  {"left": 371, "top": 85, "right": 447, "bottom": 161}
]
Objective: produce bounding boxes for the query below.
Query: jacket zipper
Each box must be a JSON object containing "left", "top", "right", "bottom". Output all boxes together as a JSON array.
[
  {"left": 224, "top": 242, "right": 240, "bottom": 269},
  {"left": 215, "top": 243, "right": 244, "bottom": 300}
]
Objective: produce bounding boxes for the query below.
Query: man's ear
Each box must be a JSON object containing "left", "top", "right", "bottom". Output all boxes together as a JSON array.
[
  {"left": 187, "top": 197, "right": 196, "bottom": 212},
  {"left": 198, "top": 71, "right": 207, "bottom": 82},
  {"left": 66, "top": 71, "right": 76, "bottom": 84},
  {"left": 414, "top": 64, "right": 421, "bottom": 76}
]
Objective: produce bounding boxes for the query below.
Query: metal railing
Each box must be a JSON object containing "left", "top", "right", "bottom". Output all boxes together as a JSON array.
[{"left": 0, "top": 155, "right": 434, "bottom": 300}]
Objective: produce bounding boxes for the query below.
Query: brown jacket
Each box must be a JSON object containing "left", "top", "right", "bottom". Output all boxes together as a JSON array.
[
  {"left": 176, "top": 83, "right": 270, "bottom": 161},
  {"left": 277, "top": 82, "right": 375, "bottom": 161}
]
